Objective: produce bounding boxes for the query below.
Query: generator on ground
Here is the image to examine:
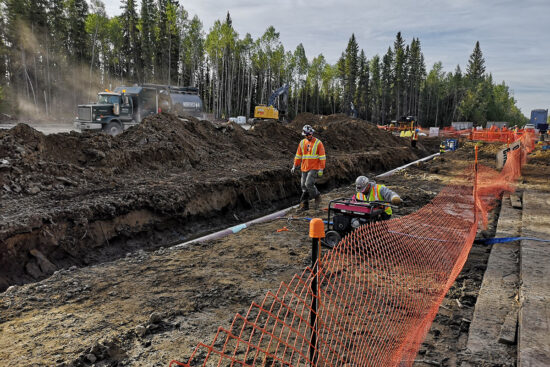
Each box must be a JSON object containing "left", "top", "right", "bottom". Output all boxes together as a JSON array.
[{"left": 322, "top": 198, "right": 396, "bottom": 248}]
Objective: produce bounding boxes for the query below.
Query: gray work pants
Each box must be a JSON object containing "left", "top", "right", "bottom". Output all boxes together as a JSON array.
[{"left": 301, "top": 170, "right": 319, "bottom": 199}]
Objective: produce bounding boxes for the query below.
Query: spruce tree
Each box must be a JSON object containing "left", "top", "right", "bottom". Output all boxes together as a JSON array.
[
  {"left": 369, "top": 55, "right": 381, "bottom": 123},
  {"left": 156, "top": 0, "right": 169, "bottom": 82},
  {"left": 49, "top": 0, "right": 67, "bottom": 52},
  {"left": 393, "top": 32, "right": 405, "bottom": 119},
  {"left": 121, "top": 0, "right": 141, "bottom": 81},
  {"left": 344, "top": 34, "right": 358, "bottom": 114},
  {"left": 381, "top": 47, "right": 393, "bottom": 123},
  {"left": 140, "top": 0, "right": 154, "bottom": 81},
  {"left": 66, "top": 0, "right": 89, "bottom": 61},
  {"left": 466, "top": 41, "right": 486, "bottom": 83},
  {"left": 356, "top": 49, "right": 369, "bottom": 119}
]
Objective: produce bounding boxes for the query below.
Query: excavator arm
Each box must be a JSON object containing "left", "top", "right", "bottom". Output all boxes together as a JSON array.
[{"left": 267, "top": 84, "right": 289, "bottom": 107}]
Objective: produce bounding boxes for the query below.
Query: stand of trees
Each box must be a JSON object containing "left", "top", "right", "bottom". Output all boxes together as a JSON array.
[{"left": 0, "top": 0, "right": 527, "bottom": 125}]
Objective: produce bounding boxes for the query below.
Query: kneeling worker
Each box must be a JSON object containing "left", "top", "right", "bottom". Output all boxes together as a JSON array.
[
  {"left": 353, "top": 176, "right": 402, "bottom": 220},
  {"left": 440, "top": 140, "right": 446, "bottom": 153}
]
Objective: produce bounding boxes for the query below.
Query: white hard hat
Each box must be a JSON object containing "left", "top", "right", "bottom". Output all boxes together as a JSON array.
[
  {"left": 355, "top": 176, "right": 369, "bottom": 192},
  {"left": 302, "top": 125, "right": 314, "bottom": 136}
]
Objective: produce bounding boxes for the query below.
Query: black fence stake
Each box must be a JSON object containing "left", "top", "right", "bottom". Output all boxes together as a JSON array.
[{"left": 309, "top": 218, "right": 324, "bottom": 366}]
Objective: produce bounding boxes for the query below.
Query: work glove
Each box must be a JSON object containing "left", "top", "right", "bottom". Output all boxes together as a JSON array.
[
  {"left": 391, "top": 196, "right": 402, "bottom": 205},
  {"left": 317, "top": 170, "right": 323, "bottom": 177},
  {"left": 291, "top": 166, "right": 296, "bottom": 174}
]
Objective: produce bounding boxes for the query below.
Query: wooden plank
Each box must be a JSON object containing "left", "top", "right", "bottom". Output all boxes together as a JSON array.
[
  {"left": 518, "top": 191, "right": 550, "bottom": 367},
  {"left": 466, "top": 195, "right": 520, "bottom": 363},
  {"left": 510, "top": 193, "right": 522, "bottom": 209},
  {"left": 498, "top": 309, "right": 518, "bottom": 345}
]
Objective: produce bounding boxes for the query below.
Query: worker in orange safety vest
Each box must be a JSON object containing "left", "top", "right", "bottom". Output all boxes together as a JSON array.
[
  {"left": 353, "top": 175, "right": 401, "bottom": 220},
  {"left": 291, "top": 124, "right": 326, "bottom": 211}
]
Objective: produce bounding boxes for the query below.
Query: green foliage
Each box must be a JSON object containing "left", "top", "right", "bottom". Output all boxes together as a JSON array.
[
  {"left": 140, "top": 0, "right": 154, "bottom": 80},
  {"left": 355, "top": 50, "right": 369, "bottom": 119},
  {"left": 466, "top": 41, "right": 486, "bottom": 83},
  {"left": 0, "top": 1, "right": 527, "bottom": 122},
  {"left": 343, "top": 34, "right": 359, "bottom": 112},
  {"left": 121, "top": 0, "right": 141, "bottom": 81},
  {"left": 65, "top": 0, "right": 89, "bottom": 60}
]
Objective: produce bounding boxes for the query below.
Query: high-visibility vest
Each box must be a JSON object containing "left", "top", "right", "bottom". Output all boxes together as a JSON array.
[
  {"left": 354, "top": 184, "right": 392, "bottom": 215},
  {"left": 412, "top": 131, "right": 419, "bottom": 140},
  {"left": 294, "top": 137, "right": 326, "bottom": 171}
]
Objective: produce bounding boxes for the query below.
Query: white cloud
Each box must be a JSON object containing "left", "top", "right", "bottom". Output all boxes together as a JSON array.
[{"left": 101, "top": 0, "right": 550, "bottom": 115}]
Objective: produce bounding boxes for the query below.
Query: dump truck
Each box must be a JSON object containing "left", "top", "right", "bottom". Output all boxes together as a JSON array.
[{"left": 75, "top": 84, "right": 203, "bottom": 135}]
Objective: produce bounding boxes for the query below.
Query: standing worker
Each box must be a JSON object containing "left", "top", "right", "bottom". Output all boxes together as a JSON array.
[
  {"left": 411, "top": 128, "right": 419, "bottom": 148},
  {"left": 291, "top": 125, "right": 326, "bottom": 211},
  {"left": 353, "top": 176, "right": 401, "bottom": 220}
]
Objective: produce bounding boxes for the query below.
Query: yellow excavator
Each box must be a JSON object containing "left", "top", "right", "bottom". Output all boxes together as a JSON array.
[{"left": 254, "top": 84, "right": 289, "bottom": 121}]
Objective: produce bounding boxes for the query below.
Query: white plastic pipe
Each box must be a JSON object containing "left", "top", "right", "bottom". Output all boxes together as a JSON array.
[
  {"left": 376, "top": 153, "right": 440, "bottom": 178},
  {"left": 172, "top": 207, "right": 293, "bottom": 249}
]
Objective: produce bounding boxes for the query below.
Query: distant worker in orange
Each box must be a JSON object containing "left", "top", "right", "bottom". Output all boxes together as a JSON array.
[
  {"left": 411, "top": 128, "right": 419, "bottom": 148},
  {"left": 291, "top": 125, "right": 326, "bottom": 211},
  {"left": 353, "top": 176, "right": 402, "bottom": 220}
]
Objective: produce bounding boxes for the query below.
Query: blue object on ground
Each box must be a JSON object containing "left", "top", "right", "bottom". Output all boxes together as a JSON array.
[{"left": 480, "top": 237, "right": 550, "bottom": 245}]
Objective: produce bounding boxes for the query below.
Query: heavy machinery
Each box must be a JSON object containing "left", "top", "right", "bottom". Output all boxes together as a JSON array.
[
  {"left": 254, "top": 84, "right": 289, "bottom": 121},
  {"left": 398, "top": 115, "right": 418, "bottom": 131},
  {"left": 530, "top": 109, "right": 548, "bottom": 139},
  {"left": 322, "top": 198, "right": 396, "bottom": 248},
  {"left": 388, "top": 115, "right": 418, "bottom": 133},
  {"left": 75, "top": 84, "right": 203, "bottom": 136}
]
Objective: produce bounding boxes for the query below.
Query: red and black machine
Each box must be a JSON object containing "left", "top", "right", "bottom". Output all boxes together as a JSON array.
[{"left": 323, "top": 198, "right": 395, "bottom": 248}]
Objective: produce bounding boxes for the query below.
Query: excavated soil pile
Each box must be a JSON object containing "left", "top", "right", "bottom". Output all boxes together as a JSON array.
[
  {"left": 0, "top": 114, "right": 411, "bottom": 196},
  {"left": 0, "top": 113, "right": 434, "bottom": 291}
]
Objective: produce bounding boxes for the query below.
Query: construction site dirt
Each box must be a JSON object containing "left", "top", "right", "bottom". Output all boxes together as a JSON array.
[{"left": 0, "top": 113, "right": 545, "bottom": 366}]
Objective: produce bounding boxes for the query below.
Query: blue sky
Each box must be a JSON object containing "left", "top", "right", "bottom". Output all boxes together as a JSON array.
[{"left": 103, "top": 0, "right": 550, "bottom": 117}]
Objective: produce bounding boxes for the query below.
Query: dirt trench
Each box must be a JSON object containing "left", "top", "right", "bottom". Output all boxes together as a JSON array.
[{"left": 0, "top": 114, "right": 433, "bottom": 291}]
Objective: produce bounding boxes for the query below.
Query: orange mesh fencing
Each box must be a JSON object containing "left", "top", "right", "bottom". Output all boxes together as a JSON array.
[
  {"left": 169, "top": 137, "right": 532, "bottom": 367},
  {"left": 469, "top": 128, "right": 536, "bottom": 144}
]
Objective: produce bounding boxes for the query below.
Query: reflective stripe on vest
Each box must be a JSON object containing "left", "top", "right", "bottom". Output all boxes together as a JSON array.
[{"left": 368, "top": 185, "right": 392, "bottom": 215}]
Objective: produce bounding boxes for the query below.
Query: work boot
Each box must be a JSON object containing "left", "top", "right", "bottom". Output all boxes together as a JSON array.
[
  {"left": 297, "top": 192, "right": 309, "bottom": 212},
  {"left": 314, "top": 194, "right": 322, "bottom": 210}
]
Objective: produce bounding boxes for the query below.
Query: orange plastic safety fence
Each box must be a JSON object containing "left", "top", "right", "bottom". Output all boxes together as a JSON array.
[
  {"left": 469, "top": 129, "right": 536, "bottom": 145},
  {"left": 169, "top": 139, "right": 530, "bottom": 367}
]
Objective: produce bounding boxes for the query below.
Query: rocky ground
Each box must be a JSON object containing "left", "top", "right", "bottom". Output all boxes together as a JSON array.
[{"left": 1, "top": 113, "right": 546, "bottom": 366}]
